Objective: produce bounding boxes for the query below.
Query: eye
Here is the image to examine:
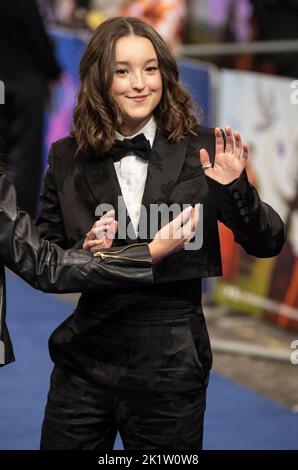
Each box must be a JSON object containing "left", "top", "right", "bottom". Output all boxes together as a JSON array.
[
  {"left": 115, "top": 69, "right": 129, "bottom": 75},
  {"left": 145, "top": 66, "right": 159, "bottom": 72}
]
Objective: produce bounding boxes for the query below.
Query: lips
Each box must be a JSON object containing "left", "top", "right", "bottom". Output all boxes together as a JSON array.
[{"left": 128, "top": 95, "right": 148, "bottom": 102}]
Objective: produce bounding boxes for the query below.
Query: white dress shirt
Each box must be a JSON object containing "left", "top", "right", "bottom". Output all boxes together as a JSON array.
[{"left": 114, "top": 117, "right": 156, "bottom": 235}]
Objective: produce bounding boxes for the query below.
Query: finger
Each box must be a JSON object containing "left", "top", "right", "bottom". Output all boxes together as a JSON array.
[
  {"left": 181, "top": 207, "right": 193, "bottom": 239},
  {"left": 215, "top": 127, "right": 225, "bottom": 154},
  {"left": 82, "top": 239, "right": 89, "bottom": 250},
  {"left": 175, "top": 206, "right": 193, "bottom": 228},
  {"left": 225, "top": 126, "right": 234, "bottom": 153},
  {"left": 199, "top": 149, "right": 212, "bottom": 172},
  {"left": 94, "top": 230, "right": 107, "bottom": 240},
  {"left": 94, "top": 220, "right": 118, "bottom": 240},
  {"left": 191, "top": 203, "right": 200, "bottom": 232},
  {"left": 94, "top": 224, "right": 113, "bottom": 238},
  {"left": 85, "top": 230, "right": 96, "bottom": 240},
  {"left": 241, "top": 143, "right": 249, "bottom": 165},
  {"left": 234, "top": 131, "right": 242, "bottom": 159},
  {"left": 95, "top": 216, "right": 114, "bottom": 227},
  {"left": 184, "top": 204, "right": 200, "bottom": 240},
  {"left": 105, "top": 220, "right": 118, "bottom": 239},
  {"left": 86, "top": 239, "right": 105, "bottom": 248},
  {"left": 101, "top": 209, "right": 115, "bottom": 219},
  {"left": 169, "top": 206, "right": 192, "bottom": 242},
  {"left": 199, "top": 148, "right": 210, "bottom": 166},
  {"left": 90, "top": 239, "right": 113, "bottom": 251},
  {"left": 84, "top": 239, "right": 106, "bottom": 251},
  {"left": 94, "top": 210, "right": 115, "bottom": 226}
]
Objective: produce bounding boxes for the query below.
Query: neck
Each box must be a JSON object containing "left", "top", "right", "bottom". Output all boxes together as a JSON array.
[{"left": 118, "top": 116, "right": 152, "bottom": 137}]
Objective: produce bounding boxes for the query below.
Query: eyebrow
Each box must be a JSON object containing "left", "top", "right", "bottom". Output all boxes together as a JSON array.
[{"left": 115, "top": 58, "right": 158, "bottom": 65}]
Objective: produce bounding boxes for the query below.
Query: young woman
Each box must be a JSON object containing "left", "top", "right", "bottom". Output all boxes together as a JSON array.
[{"left": 36, "top": 17, "right": 286, "bottom": 450}]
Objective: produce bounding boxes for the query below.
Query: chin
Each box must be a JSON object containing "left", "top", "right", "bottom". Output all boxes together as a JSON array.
[{"left": 126, "top": 112, "right": 152, "bottom": 121}]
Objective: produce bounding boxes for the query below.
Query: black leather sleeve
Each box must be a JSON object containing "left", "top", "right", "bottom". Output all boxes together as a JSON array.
[
  {"left": 0, "top": 173, "right": 153, "bottom": 293},
  {"left": 0, "top": 263, "right": 14, "bottom": 366}
]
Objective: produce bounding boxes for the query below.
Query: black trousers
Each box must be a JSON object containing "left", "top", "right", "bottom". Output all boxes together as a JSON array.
[{"left": 40, "top": 307, "right": 212, "bottom": 450}]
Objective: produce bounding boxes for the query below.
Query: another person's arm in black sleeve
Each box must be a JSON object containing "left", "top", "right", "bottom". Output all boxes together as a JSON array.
[{"left": 0, "top": 172, "right": 153, "bottom": 293}]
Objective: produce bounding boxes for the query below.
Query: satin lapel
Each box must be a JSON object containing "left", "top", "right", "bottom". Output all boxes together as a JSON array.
[
  {"left": 142, "top": 129, "right": 189, "bottom": 205},
  {"left": 139, "top": 129, "right": 189, "bottom": 240},
  {"left": 79, "top": 155, "right": 117, "bottom": 209},
  {"left": 79, "top": 155, "right": 137, "bottom": 244}
]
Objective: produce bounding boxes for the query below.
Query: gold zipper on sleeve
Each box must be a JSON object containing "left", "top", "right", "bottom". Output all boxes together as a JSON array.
[{"left": 93, "top": 243, "right": 148, "bottom": 262}]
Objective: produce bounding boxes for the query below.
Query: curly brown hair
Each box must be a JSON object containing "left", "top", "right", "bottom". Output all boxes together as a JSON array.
[{"left": 71, "top": 16, "right": 201, "bottom": 158}]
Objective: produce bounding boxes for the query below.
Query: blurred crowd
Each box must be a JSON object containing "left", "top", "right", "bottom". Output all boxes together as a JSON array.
[
  {"left": 38, "top": 0, "right": 298, "bottom": 77},
  {"left": 37, "top": 0, "right": 188, "bottom": 52}
]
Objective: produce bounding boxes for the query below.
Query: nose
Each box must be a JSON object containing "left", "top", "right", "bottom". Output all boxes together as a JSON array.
[{"left": 130, "top": 72, "right": 145, "bottom": 91}]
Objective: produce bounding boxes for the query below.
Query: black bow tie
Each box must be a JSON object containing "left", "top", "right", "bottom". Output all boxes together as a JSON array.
[{"left": 110, "top": 133, "right": 151, "bottom": 162}]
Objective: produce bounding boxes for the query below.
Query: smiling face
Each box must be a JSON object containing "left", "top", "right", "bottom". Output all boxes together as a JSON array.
[{"left": 111, "top": 35, "right": 163, "bottom": 136}]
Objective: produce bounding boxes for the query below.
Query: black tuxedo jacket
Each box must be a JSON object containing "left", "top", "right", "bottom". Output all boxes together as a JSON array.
[{"left": 37, "top": 125, "right": 286, "bottom": 287}]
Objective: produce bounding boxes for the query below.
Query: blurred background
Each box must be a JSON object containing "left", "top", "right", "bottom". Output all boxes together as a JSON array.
[{"left": 0, "top": 0, "right": 298, "bottom": 450}]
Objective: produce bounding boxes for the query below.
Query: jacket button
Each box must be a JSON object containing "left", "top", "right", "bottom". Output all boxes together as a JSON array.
[
  {"left": 237, "top": 200, "right": 243, "bottom": 207},
  {"left": 243, "top": 216, "right": 250, "bottom": 223},
  {"left": 233, "top": 192, "right": 240, "bottom": 200},
  {"left": 239, "top": 208, "right": 247, "bottom": 215}
]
